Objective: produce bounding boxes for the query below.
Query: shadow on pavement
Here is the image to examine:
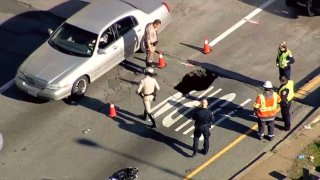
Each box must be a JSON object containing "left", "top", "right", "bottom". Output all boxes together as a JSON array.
[
  {"left": 187, "top": 59, "right": 264, "bottom": 88},
  {"left": 269, "top": 171, "right": 287, "bottom": 179},
  {"left": 239, "top": 0, "right": 311, "bottom": 19},
  {"left": 65, "top": 95, "right": 193, "bottom": 157},
  {"left": 0, "top": 0, "right": 89, "bottom": 96},
  {"left": 75, "top": 138, "right": 185, "bottom": 178}
]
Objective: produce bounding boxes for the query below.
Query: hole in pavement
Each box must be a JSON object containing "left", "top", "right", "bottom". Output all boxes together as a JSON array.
[{"left": 174, "top": 68, "right": 217, "bottom": 95}]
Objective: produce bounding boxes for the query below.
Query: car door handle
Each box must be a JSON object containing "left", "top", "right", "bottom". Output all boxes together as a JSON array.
[
  {"left": 112, "top": 45, "right": 118, "bottom": 50},
  {"left": 137, "top": 28, "right": 142, "bottom": 32}
]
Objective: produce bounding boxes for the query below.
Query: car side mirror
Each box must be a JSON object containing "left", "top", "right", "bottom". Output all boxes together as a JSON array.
[
  {"left": 97, "top": 49, "right": 105, "bottom": 55},
  {"left": 48, "top": 29, "right": 53, "bottom": 35}
]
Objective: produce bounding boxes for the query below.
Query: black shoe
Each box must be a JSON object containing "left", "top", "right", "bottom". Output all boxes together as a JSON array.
[
  {"left": 191, "top": 152, "right": 197, "bottom": 157},
  {"left": 138, "top": 114, "right": 147, "bottom": 121},
  {"left": 268, "top": 136, "right": 274, "bottom": 141},
  {"left": 258, "top": 135, "right": 264, "bottom": 140},
  {"left": 285, "top": 127, "right": 291, "bottom": 131},
  {"left": 200, "top": 149, "right": 208, "bottom": 155}
]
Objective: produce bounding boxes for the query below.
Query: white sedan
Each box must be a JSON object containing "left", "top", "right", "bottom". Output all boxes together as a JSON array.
[{"left": 15, "top": 0, "right": 171, "bottom": 100}]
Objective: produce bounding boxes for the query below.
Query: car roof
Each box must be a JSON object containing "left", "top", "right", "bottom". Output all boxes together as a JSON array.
[{"left": 66, "top": 0, "right": 136, "bottom": 33}]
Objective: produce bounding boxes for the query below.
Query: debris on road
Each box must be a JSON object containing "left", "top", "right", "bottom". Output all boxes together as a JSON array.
[
  {"left": 244, "top": 18, "right": 259, "bottom": 25},
  {"left": 297, "top": 154, "right": 305, "bottom": 160},
  {"left": 304, "top": 125, "right": 312, "bottom": 129},
  {"left": 83, "top": 128, "right": 92, "bottom": 134},
  {"left": 179, "top": 62, "right": 194, "bottom": 67}
]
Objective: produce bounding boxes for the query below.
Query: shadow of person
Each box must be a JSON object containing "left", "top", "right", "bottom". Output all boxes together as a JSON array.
[
  {"left": 63, "top": 95, "right": 106, "bottom": 114},
  {"left": 75, "top": 138, "right": 186, "bottom": 178},
  {"left": 64, "top": 95, "right": 192, "bottom": 157},
  {"left": 114, "top": 108, "right": 193, "bottom": 157}
]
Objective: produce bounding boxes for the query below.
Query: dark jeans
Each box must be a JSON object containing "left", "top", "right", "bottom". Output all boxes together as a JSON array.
[
  {"left": 193, "top": 125, "right": 211, "bottom": 154},
  {"left": 280, "top": 101, "right": 291, "bottom": 130},
  {"left": 258, "top": 120, "right": 275, "bottom": 137},
  {"left": 279, "top": 67, "right": 291, "bottom": 80}
]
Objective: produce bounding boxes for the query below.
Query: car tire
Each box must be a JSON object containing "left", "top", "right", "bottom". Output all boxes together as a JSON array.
[
  {"left": 307, "top": 0, "right": 315, "bottom": 16},
  {"left": 71, "top": 75, "right": 89, "bottom": 97},
  {"left": 139, "top": 36, "right": 147, "bottom": 53}
]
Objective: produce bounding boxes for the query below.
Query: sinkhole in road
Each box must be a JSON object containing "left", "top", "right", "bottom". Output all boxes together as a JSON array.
[{"left": 174, "top": 68, "right": 217, "bottom": 95}]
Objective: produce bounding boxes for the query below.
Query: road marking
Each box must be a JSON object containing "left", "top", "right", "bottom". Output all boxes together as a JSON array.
[
  {"left": 184, "top": 74, "right": 319, "bottom": 179},
  {"left": 173, "top": 89, "right": 223, "bottom": 131},
  {"left": 190, "top": 99, "right": 252, "bottom": 140},
  {"left": 184, "top": 124, "right": 258, "bottom": 180},
  {"left": 0, "top": 79, "right": 15, "bottom": 94},
  {"left": 209, "top": 0, "right": 275, "bottom": 47},
  {"left": 295, "top": 75, "right": 320, "bottom": 99},
  {"left": 162, "top": 88, "right": 221, "bottom": 127},
  {"left": 182, "top": 93, "right": 236, "bottom": 135}
]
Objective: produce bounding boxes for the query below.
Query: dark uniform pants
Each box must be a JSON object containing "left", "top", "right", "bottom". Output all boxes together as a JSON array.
[
  {"left": 281, "top": 101, "right": 291, "bottom": 130},
  {"left": 279, "top": 67, "right": 291, "bottom": 80},
  {"left": 258, "top": 120, "right": 275, "bottom": 138},
  {"left": 193, "top": 125, "right": 211, "bottom": 154}
]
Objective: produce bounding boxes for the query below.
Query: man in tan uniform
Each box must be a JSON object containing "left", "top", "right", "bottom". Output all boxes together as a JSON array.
[
  {"left": 145, "top": 19, "right": 161, "bottom": 67},
  {"left": 136, "top": 67, "right": 160, "bottom": 128}
]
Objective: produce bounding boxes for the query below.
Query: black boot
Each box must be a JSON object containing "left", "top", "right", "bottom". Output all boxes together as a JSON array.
[
  {"left": 148, "top": 113, "right": 157, "bottom": 128},
  {"left": 139, "top": 110, "right": 148, "bottom": 121}
]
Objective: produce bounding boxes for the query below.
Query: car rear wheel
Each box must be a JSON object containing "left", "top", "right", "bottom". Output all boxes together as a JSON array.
[
  {"left": 71, "top": 76, "right": 88, "bottom": 97},
  {"left": 139, "top": 36, "right": 147, "bottom": 53}
]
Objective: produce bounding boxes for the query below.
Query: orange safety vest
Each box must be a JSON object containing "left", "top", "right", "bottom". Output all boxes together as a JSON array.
[{"left": 253, "top": 92, "right": 280, "bottom": 118}]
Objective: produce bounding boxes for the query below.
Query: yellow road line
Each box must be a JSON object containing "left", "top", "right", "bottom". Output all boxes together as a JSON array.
[
  {"left": 183, "top": 124, "right": 258, "bottom": 180},
  {"left": 184, "top": 74, "right": 320, "bottom": 180},
  {"left": 295, "top": 75, "right": 320, "bottom": 99}
]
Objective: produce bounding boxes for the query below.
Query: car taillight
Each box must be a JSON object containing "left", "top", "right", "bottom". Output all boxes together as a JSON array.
[{"left": 162, "top": 2, "right": 170, "bottom": 13}]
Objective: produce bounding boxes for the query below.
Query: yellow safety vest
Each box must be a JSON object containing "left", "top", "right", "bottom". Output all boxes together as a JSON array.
[
  {"left": 278, "top": 80, "right": 295, "bottom": 101},
  {"left": 277, "top": 49, "right": 292, "bottom": 68}
]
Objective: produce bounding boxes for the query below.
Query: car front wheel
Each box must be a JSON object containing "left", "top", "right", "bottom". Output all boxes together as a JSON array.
[{"left": 71, "top": 76, "right": 88, "bottom": 97}]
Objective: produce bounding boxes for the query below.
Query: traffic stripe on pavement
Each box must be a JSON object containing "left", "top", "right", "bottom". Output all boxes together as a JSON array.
[
  {"left": 295, "top": 75, "right": 320, "bottom": 99},
  {"left": 184, "top": 124, "right": 258, "bottom": 180}
]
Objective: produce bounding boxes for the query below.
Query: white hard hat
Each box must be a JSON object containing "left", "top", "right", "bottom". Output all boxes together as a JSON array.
[
  {"left": 263, "top": 81, "right": 273, "bottom": 89},
  {"left": 145, "top": 67, "right": 154, "bottom": 74}
]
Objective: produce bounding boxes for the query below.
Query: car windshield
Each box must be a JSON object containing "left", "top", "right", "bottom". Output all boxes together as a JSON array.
[{"left": 49, "top": 23, "right": 98, "bottom": 57}]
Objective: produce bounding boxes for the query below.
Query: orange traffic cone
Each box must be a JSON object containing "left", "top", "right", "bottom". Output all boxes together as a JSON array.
[
  {"left": 157, "top": 51, "right": 167, "bottom": 68},
  {"left": 108, "top": 101, "right": 117, "bottom": 118},
  {"left": 202, "top": 37, "right": 212, "bottom": 54}
]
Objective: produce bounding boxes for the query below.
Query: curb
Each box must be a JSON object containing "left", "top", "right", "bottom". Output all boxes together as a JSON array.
[{"left": 232, "top": 107, "right": 320, "bottom": 180}]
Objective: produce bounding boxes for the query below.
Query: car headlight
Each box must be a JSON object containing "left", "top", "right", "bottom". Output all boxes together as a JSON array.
[
  {"left": 46, "top": 83, "right": 60, "bottom": 90},
  {"left": 17, "top": 70, "right": 25, "bottom": 79}
]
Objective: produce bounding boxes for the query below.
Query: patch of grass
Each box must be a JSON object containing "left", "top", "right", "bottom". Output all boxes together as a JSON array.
[{"left": 288, "top": 139, "right": 320, "bottom": 179}]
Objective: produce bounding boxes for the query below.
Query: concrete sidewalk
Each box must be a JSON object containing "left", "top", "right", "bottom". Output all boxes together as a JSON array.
[{"left": 236, "top": 108, "right": 320, "bottom": 180}]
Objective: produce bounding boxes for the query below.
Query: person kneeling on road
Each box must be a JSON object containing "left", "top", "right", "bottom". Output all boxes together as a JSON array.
[
  {"left": 136, "top": 67, "right": 160, "bottom": 128},
  {"left": 191, "top": 99, "right": 215, "bottom": 157}
]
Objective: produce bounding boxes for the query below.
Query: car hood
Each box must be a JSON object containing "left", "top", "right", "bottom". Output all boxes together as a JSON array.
[{"left": 20, "top": 42, "right": 87, "bottom": 83}]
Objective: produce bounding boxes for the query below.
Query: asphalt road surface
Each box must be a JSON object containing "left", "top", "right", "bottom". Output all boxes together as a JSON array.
[{"left": 0, "top": 0, "right": 319, "bottom": 179}]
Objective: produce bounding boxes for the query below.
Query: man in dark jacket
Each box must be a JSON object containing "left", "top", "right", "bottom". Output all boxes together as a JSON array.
[{"left": 191, "top": 99, "right": 214, "bottom": 157}]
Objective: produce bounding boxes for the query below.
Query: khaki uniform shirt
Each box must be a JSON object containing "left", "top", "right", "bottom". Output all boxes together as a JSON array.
[
  {"left": 137, "top": 76, "right": 160, "bottom": 96},
  {"left": 145, "top": 23, "right": 157, "bottom": 44}
]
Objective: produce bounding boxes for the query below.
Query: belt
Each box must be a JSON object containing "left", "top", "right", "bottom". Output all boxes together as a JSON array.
[{"left": 143, "top": 93, "right": 154, "bottom": 96}]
